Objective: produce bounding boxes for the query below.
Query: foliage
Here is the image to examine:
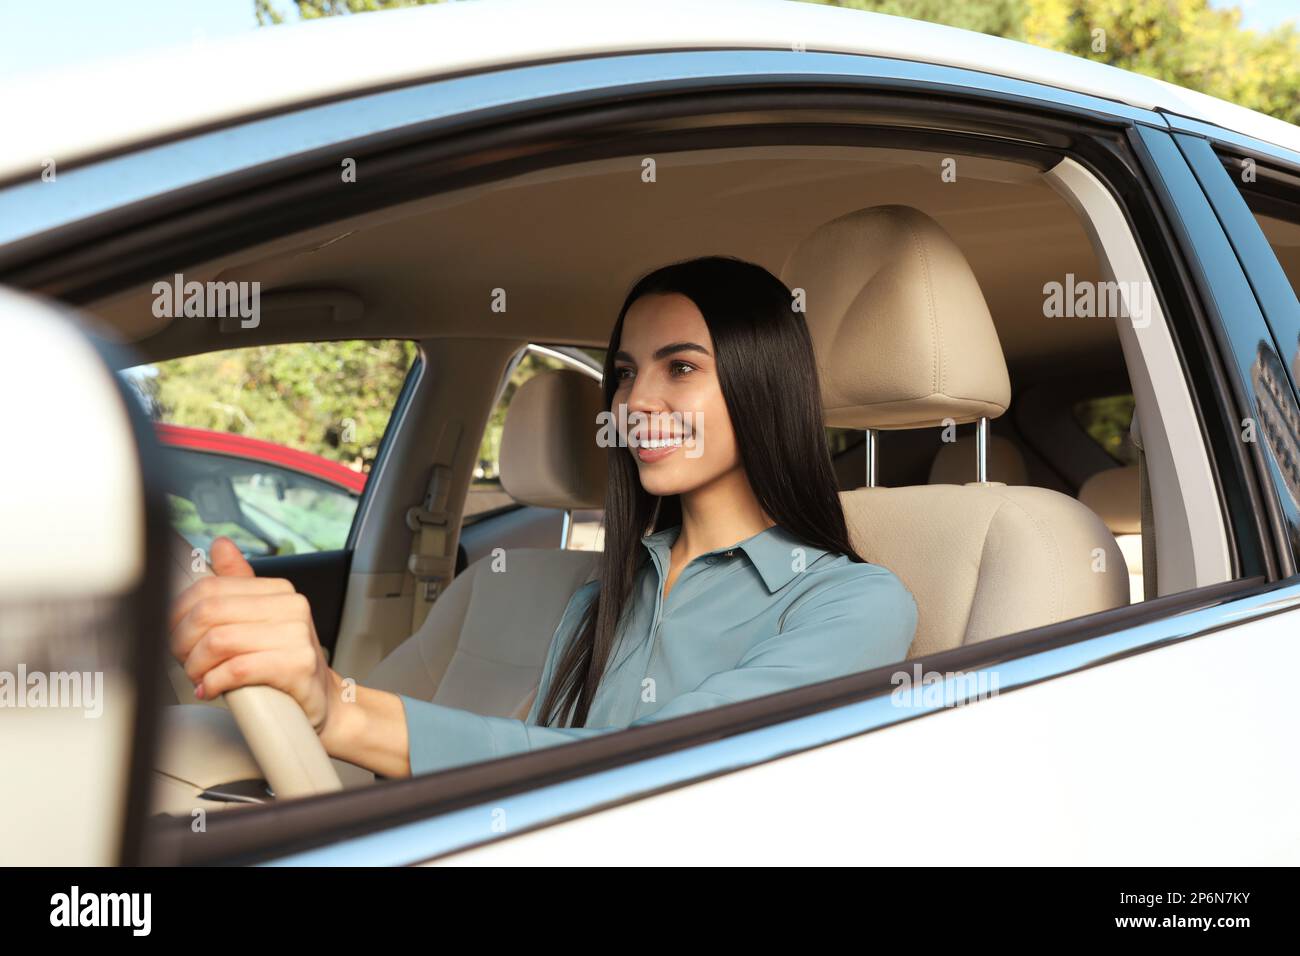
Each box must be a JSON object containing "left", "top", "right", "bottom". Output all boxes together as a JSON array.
[
  {"left": 255, "top": 0, "right": 444, "bottom": 25},
  {"left": 140, "top": 340, "right": 417, "bottom": 472},
  {"left": 1075, "top": 394, "right": 1139, "bottom": 465},
  {"left": 809, "top": 0, "right": 1031, "bottom": 38},
  {"left": 806, "top": 0, "right": 1300, "bottom": 123}
]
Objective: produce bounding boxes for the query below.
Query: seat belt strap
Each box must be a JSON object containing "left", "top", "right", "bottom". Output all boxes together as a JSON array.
[
  {"left": 1137, "top": 444, "right": 1158, "bottom": 601},
  {"left": 407, "top": 420, "right": 462, "bottom": 632}
]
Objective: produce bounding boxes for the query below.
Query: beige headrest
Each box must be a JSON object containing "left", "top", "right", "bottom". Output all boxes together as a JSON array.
[
  {"left": 1078, "top": 465, "right": 1141, "bottom": 535},
  {"left": 499, "top": 369, "right": 607, "bottom": 510},
  {"left": 928, "top": 433, "right": 1028, "bottom": 486},
  {"left": 781, "top": 205, "right": 1010, "bottom": 430}
]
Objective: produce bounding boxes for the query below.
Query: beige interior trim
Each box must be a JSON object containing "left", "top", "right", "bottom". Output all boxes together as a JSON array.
[
  {"left": 1043, "top": 157, "right": 1232, "bottom": 593},
  {"left": 90, "top": 145, "right": 1113, "bottom": 378}
]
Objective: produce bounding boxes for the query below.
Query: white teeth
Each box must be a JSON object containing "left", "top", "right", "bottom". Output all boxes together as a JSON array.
[{"left": 639, "top": 437, "right": 683, "bottom": 449}]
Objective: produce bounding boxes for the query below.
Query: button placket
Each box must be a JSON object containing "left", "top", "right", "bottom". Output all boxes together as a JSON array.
[
  {"left": 644, "top": 547, "right": 720, "bottom": 683},
  {"left": 633, "top": 536, "right": 742, "bottom": 697}
]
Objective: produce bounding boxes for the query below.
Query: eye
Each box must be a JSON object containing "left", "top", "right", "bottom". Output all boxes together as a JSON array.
[
  {"left": 669, "top": 360, "right": 695, "bottom": 377},
  {"left": 613, "top": 365, "right": 634, "bottom": 383}
]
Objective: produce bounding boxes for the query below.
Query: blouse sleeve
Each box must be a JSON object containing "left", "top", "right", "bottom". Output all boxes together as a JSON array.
[{"left": 399, "top": 567, "right": 917, "bottom": 776}]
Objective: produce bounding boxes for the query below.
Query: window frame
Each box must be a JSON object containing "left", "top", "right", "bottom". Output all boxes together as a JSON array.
[{"left": 1130, "top": 127, "right": 1300, "bottom": 575}]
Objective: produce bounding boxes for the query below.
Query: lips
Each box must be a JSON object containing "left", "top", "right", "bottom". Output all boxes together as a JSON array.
[
  {"left": 629, "top": 428, "right": 687, "bottom": 463},
  {"left": 635, "top": 441, "right": 680, "bottom": 463}
]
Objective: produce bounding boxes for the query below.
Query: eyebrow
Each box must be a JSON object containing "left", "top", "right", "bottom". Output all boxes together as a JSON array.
[{"left": 613, "top": 341, "right": 713, "bottom": 364}]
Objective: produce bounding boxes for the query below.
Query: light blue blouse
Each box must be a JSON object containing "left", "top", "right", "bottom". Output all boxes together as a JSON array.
[{"left": 399, "top": 522, "right": 918, "bottom": 776}]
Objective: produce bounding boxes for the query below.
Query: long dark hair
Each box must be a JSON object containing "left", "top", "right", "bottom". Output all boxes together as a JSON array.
[{"left": 535, "top": 256, "right": 865, "bottom": 728}]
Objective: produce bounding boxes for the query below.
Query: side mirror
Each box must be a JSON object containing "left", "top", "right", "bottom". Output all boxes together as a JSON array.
[{"left": 0, "top": 288, "right": 168, "bottom": 866}]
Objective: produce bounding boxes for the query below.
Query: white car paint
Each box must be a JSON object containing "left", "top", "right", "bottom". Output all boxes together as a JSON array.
[
  {"left": 432, "top": 608, "right": 1300, "bottom": 865},
  {"left": 0, "top": 290, "right": 144, "bottom": 597},
  {"left": 3, "top": 0, "right": 1299, "bottom": 183}
]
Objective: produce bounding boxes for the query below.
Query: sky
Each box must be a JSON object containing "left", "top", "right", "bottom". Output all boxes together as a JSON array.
[{"left": 0, "top": 0, "right": 1296, "bottom": 82}]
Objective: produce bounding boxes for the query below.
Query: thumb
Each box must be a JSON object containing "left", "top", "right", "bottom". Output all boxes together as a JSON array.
[{"left": 210, "top": 536, "right": 256, "bottom": 577}]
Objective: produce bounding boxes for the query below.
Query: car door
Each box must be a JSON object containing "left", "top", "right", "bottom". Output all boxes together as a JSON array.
[{"left": 3, "top": 43, "right": 1299, "bottom": 867}]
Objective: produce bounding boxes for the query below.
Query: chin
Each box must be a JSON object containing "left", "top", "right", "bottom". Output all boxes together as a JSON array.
[
  {"left": 634, "top": 463, "right": 696, "bottom": 498},
  {"left": 637, "top": 475, "right": 686, "bottom": 497}
]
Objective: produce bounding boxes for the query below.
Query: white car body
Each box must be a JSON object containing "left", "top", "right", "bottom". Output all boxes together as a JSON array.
[
  {"left": 3, "top": 0, "right": 1299, "bottom": 867},
  {"left": 5, "top": 0, "right": 1299, "bottom": 178}
]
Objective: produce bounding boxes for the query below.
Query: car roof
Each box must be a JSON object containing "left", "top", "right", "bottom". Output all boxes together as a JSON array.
[{"left": 3, "top": 0, "right": 1298, "bottom": 183}]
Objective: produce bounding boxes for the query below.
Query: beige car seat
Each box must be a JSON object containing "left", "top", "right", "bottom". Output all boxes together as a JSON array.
[
  {"left": 782, "top": 205, "right": 1128, "bottom": 659},
  {"left": 1079, "top": 464, "right": 1143, "bottom": 604},
  {"left": 366, "top": 369, "right": 605, "bottom": 718}
]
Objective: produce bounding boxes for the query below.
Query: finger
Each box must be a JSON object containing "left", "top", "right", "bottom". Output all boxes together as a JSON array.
[
  {"left": 210, "top": 536, "right": 256, "bottom": 578},
  {"left": 168, "top": 575, "right": 295, "bottom": 636},
  {"left": 171, "top": 591, "right": 312, "bottom": 662},
  {"left": 198, "top": 646, "right": 318, "bottom": 703},
  {"left": 183, "top": 620, "right": 311, "bottom": 685}
]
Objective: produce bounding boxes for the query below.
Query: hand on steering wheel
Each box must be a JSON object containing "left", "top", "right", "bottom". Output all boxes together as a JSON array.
[{"left": 168, "top": 532, "right": 342, "bottom": 799}]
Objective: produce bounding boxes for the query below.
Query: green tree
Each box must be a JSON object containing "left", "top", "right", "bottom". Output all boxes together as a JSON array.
[
  {"left": 146, "top": 340, "right": 416, "bottom": 472},
  {"left": 255, "top": 0, "right": 445, "bottom": 26},
  {"left": 805, "top": 0, "right": 1300, "bottom": 124},
  {"left": 805, "top": 0, "right": 1030, "bottom": 39},
  {"left": 1026, "top": 0, "right": 1300, "bottom": 125}
]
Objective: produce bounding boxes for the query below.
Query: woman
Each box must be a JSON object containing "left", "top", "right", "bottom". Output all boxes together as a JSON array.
[{"left": 170, "top": 257, "right": 918, "bottom": 779}]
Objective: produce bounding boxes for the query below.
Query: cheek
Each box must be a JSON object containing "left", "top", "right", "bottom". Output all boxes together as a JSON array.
[{"left": 688, "top": 389, "right": 738, "bottom": 467}]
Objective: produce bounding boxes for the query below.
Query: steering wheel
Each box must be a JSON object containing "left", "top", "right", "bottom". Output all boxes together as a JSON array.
[{"left": 168, "top": 531, "right": 343, "bottom": 799}]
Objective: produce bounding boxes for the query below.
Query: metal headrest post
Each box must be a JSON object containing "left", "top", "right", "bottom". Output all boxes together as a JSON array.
[
  {"left": 560, "top": 509, "right": 573, "bottom": 549},
  {"left": 975, "top": 417, "right": 989, "bottom": 483},
  {"left": 865, "top": 428, "right": 878, "bottom": 488}
]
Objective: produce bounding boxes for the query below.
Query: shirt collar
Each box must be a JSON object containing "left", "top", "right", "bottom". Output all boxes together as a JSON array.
[{"left": 640, "top": 523, "right": 832, "bottom": 594}]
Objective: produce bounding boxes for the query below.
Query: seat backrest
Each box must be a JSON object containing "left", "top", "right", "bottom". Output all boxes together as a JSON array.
[
  {"left": 365, "top": 546, "right": 597, "bottom": 714},
  {"left": 366, "top": 369, "right": 605, "bottom": 714},
  {"left": 1078, "top": 464, "right": 1140, "bottom": 535},
  {"left": 1079, "top": 463, "right": 1144, "bottom": 604},
  {"left": 782, "top": 205, "right": 1128, "bottom": 655},
  {"left": 842, "top": 484, "right": 1123, "bottom": 658}
]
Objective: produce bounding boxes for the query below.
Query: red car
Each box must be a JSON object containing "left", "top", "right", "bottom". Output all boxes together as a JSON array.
[{"left": 155, "top": 424, "right": 366, "bottom": 557}]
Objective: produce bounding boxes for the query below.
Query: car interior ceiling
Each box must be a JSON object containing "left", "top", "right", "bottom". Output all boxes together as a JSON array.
[{"left": 85, "top": 142, "right": 1140, "bottom": 579}]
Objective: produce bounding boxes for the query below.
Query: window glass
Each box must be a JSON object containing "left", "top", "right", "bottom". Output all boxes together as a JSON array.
[
  {"left": 1074, "top": 394, "right": 1139, "bottom": 467},
  {"left": 121, "top": 340, "right": 416, "bottom": 557},
  {"left": 165, "top": 451, "right": 359, "bottom": 557},
  {"left": 825, "top": 427, "right": 859, "bottom": 459},
  {"left": 467, "top": 348, "right": 603, "bottom": 522}
]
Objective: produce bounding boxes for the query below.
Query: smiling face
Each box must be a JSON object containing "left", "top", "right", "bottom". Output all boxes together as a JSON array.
[{"left": 611, "top": 292, "right": 741, "bottom": 498}]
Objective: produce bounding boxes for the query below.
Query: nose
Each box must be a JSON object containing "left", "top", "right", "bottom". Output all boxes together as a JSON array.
[
  {"left": 623, "top": 376, "right": 673, "bottom": 438},
  {"left": 624, "top": 363, "right": 665, "bottom": 409}
]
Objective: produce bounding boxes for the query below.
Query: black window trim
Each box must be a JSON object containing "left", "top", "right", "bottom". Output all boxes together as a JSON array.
[{"left": 1131, "top": 126, "right": 1300, "bottom": 576}]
